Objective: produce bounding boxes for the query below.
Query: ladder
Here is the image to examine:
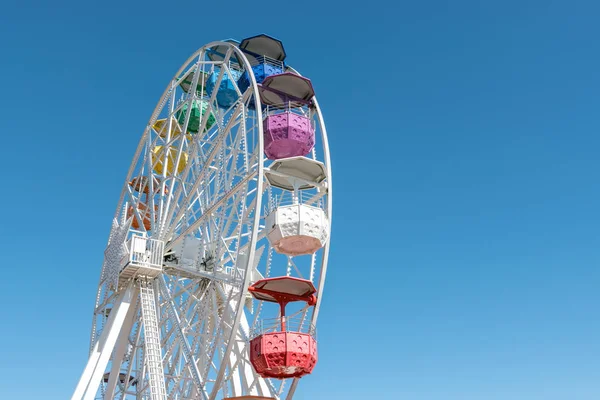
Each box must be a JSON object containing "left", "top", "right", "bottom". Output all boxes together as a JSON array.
[{"left": 139, "top": 278, "right": 167, "bottom": 400}]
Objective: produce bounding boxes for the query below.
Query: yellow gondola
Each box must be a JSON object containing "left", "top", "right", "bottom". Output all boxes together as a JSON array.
[{"left": 151, "top": 146, "right": 188, "bottom": 175}]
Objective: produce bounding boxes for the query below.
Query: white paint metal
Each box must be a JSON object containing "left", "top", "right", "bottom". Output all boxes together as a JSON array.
[
  {"left": 139, "top": 279, "right": 167, "bottom": 399},
  {"left": 72, "top": 282, "right": 136, "bottom": 400},
  {"left": 75, "top": 39, "right": 331, "bottom": 400}
]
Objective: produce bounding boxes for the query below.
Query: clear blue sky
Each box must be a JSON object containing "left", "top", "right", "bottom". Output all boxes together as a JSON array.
[{"left": 1, "top": 0, "right": 599, "bottom": 399}]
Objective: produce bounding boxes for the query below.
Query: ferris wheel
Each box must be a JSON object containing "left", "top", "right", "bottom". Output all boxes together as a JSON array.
[{"left": 71, "top": 34, "right": 332, "bottom": 400}]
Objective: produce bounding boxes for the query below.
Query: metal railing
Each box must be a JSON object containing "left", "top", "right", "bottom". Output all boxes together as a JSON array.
[
  {"left": 267, "top": 191, "right": 325, "bottom": 213},
  {"left": 250, "top": 315, "right": 316, "bottom": 339},
  {"left": 248, "top": 54, "right": 284, "bottom": 71},
  {"left": 227, "top": 60, "right": 242, "bottom": 72},
  {"left": 129, "top": 235, "right": 164, "bottom": 268},
  {"left": 264, "top": 102, "right": 313, "bottom": 119},
  {"left": 224, "top": 266, "right": 244, "bottom": 278}
]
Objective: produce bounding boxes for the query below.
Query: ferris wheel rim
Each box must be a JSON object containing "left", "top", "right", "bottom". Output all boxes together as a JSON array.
[{"left": 86, "top": 38, "right": 332, "bottom": 400}]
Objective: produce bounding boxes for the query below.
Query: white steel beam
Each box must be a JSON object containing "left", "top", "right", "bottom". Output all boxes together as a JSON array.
[
  {"left": 104, "top": 288, "right": 140, "bottom": 399},
  {"left": 72, "top": 281, "right": 136, "bottom": 400}
]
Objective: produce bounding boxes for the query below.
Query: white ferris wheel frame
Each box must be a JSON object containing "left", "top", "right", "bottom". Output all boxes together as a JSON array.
[{"left": 71, "top": 40, "right": 333, "bottom": 400}]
